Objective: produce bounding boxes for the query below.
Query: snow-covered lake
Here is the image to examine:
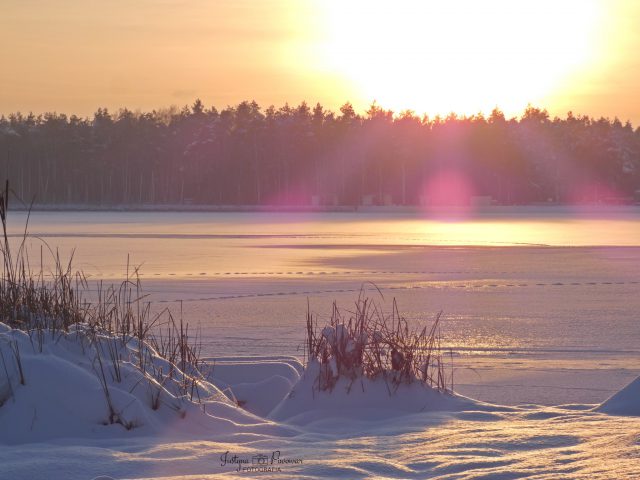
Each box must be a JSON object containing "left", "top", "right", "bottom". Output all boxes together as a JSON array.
[
  {"left": 3, "top": 208, "right": 640, "bottom": 479},
  {"left": 9, "top": 209, "right": 640, "bottom": 406}
]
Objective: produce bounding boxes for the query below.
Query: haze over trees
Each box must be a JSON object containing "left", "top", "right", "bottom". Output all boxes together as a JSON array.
[{"left": 0, "top": 100, "right": 638, "bottom": 206}]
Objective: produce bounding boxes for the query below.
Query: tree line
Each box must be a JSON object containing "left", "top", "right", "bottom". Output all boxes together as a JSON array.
[{"left": 1, "top": 100, "right": 639, "bottom": 207}]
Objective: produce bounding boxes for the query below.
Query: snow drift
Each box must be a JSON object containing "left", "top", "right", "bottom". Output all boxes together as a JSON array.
[
  {"left": 269, "top": 360, "right": 485, "bottom": 425},
  {"left": 0, "top": 323, "right": 283, "bottom": 445},
  {"left": 204, "top": 356, "right": 303, "bottom": 417},
  {"left": 597, "top": 375, "right": 640, "bottom": 416}
]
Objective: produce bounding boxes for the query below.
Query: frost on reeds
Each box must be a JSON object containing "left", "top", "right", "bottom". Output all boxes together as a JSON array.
[
  {"left": 0, "top": 182, "right": 219, "bottom": 428},
  {"left": 305, "top": 290, "right": 452, "bottom": 395}
]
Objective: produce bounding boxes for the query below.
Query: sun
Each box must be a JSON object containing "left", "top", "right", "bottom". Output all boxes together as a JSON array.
[{"left": 314, "top": 0, "right": 604, "bottom": 117}]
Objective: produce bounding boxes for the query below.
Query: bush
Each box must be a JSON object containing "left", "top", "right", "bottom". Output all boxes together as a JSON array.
[{"left": 305, "top": 291, "right": 451, "bottom": 394}]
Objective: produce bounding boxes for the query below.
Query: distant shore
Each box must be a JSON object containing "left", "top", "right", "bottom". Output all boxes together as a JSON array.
[{"left": 10, "top": 203, "right": 640, "bottom": 216}]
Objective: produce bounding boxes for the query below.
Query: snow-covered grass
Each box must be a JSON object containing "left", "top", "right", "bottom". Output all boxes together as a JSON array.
[
  {"left": 0, "top": 322, "right": 288, "bottom": 445},
  {"left": 0, "top": 184, "right": 271, "bottom": 444},
  {"left": 305, "top": 294, "right": 451, "bottom": 395}
]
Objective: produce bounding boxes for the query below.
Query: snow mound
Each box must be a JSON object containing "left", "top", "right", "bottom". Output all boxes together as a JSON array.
[
  {"left": 205, "top": 357, "right": 303, "bottom": 417},
  {"left": 269, "top": 361, "right": 485, "bottom": 425},
  {"left": 205, "top": 355, "right": 304, "bottom": 375},
  {"left": 597, "top": 376, "right": 640, "bottom": 416},
  {"left": 208, "top": 358, "right": 302, "bottom": 386},
  {"left": 224, "top": 374, "right": 295, "bottom": 417},
  {"left": 0, "top": 323, "right": 278, "bottom": 445}
]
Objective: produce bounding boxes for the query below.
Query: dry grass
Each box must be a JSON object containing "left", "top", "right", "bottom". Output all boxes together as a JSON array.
[
  {"left": 0, "top": 182, "right": 210, "bottom": 423},
  {"left": 305, "top": 290, "right": 452, "bottom": 394}
]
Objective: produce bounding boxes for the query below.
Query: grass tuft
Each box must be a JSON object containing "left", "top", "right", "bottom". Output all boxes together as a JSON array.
[
  {"left": 305, "top": 290, "right": 452, "bottom": 394},
  {"left": 0, "top": 182, "right": 213, "bottom": 426}
]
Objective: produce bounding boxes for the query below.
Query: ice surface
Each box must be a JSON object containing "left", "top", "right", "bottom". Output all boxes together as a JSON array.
[
  {"left": 1, "top": 210, "right": 639, "bottom": 478},
  {"left": 4, "top": 210, "right": 639, "bottom": 405}
]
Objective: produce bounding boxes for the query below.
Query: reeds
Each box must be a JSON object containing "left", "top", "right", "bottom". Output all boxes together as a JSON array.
[
  {"left": 0, "top": 182, "right": 211, "bottom": 422},
  {"left": 305, "top": 290, "right": 451, "bottom": 394}
]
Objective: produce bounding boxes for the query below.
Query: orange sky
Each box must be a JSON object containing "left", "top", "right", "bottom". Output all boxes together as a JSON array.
[{"left": 1, "top": 0, "right": 639, "bottom": 123}]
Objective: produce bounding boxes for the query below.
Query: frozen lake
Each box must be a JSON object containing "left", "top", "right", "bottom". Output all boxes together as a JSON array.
[{"left": 9, "top": 208, "right": 640, "bottom": 406}]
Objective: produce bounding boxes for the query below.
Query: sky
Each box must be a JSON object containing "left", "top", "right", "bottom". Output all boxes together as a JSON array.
[{"left": 1, "top": 0, "right": 640, "bottom": 123}]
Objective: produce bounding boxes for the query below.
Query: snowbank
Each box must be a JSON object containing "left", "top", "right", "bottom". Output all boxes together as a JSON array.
[
  {"left": 0, "top": 323, "right": 281, "bottom": 445},
  {"left": 269, "top": 361, "right": 486, "bottom": 425},
  {"left": 597, "top": 376, "right": 640, "bottom": 416},
  {"left": 205, "top": 356, "right": 303, "bottom": 417}
]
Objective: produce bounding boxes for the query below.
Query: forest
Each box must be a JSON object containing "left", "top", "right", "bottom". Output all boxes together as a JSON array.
[{"left": 0, "top": 100, "right": 639, "bottom": 207}]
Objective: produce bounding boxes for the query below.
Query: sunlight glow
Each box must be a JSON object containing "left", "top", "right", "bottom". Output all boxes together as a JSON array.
[{"left": 316, "top": 0, "right": 604, "bottom": 116}]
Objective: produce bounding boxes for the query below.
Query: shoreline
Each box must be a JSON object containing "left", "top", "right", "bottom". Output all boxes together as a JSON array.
[{"left": 9, "top": 203, "right": 640, "bottom": 216}]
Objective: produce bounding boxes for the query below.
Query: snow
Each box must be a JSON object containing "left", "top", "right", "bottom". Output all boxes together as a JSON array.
[
  {"left": 268, "top": 360, "right": 495, "bottom": 425},
  {"left": 0, "top": 344, "right": 640, "bottom": 480},
  {"left": 0, "top": 323, "right": 287, "bottom": 446},
  {"left": 597, "top": 376, "right": 640, "bottom": 416},
  {"left": 321, "top": 325, "right": 335, "bottom": 343},
  {"left": 1, "top": 326, "right": 640, "bottom": 478},
  {"left": 203, "top": 356, "right": 302, "bottom": 417}
]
